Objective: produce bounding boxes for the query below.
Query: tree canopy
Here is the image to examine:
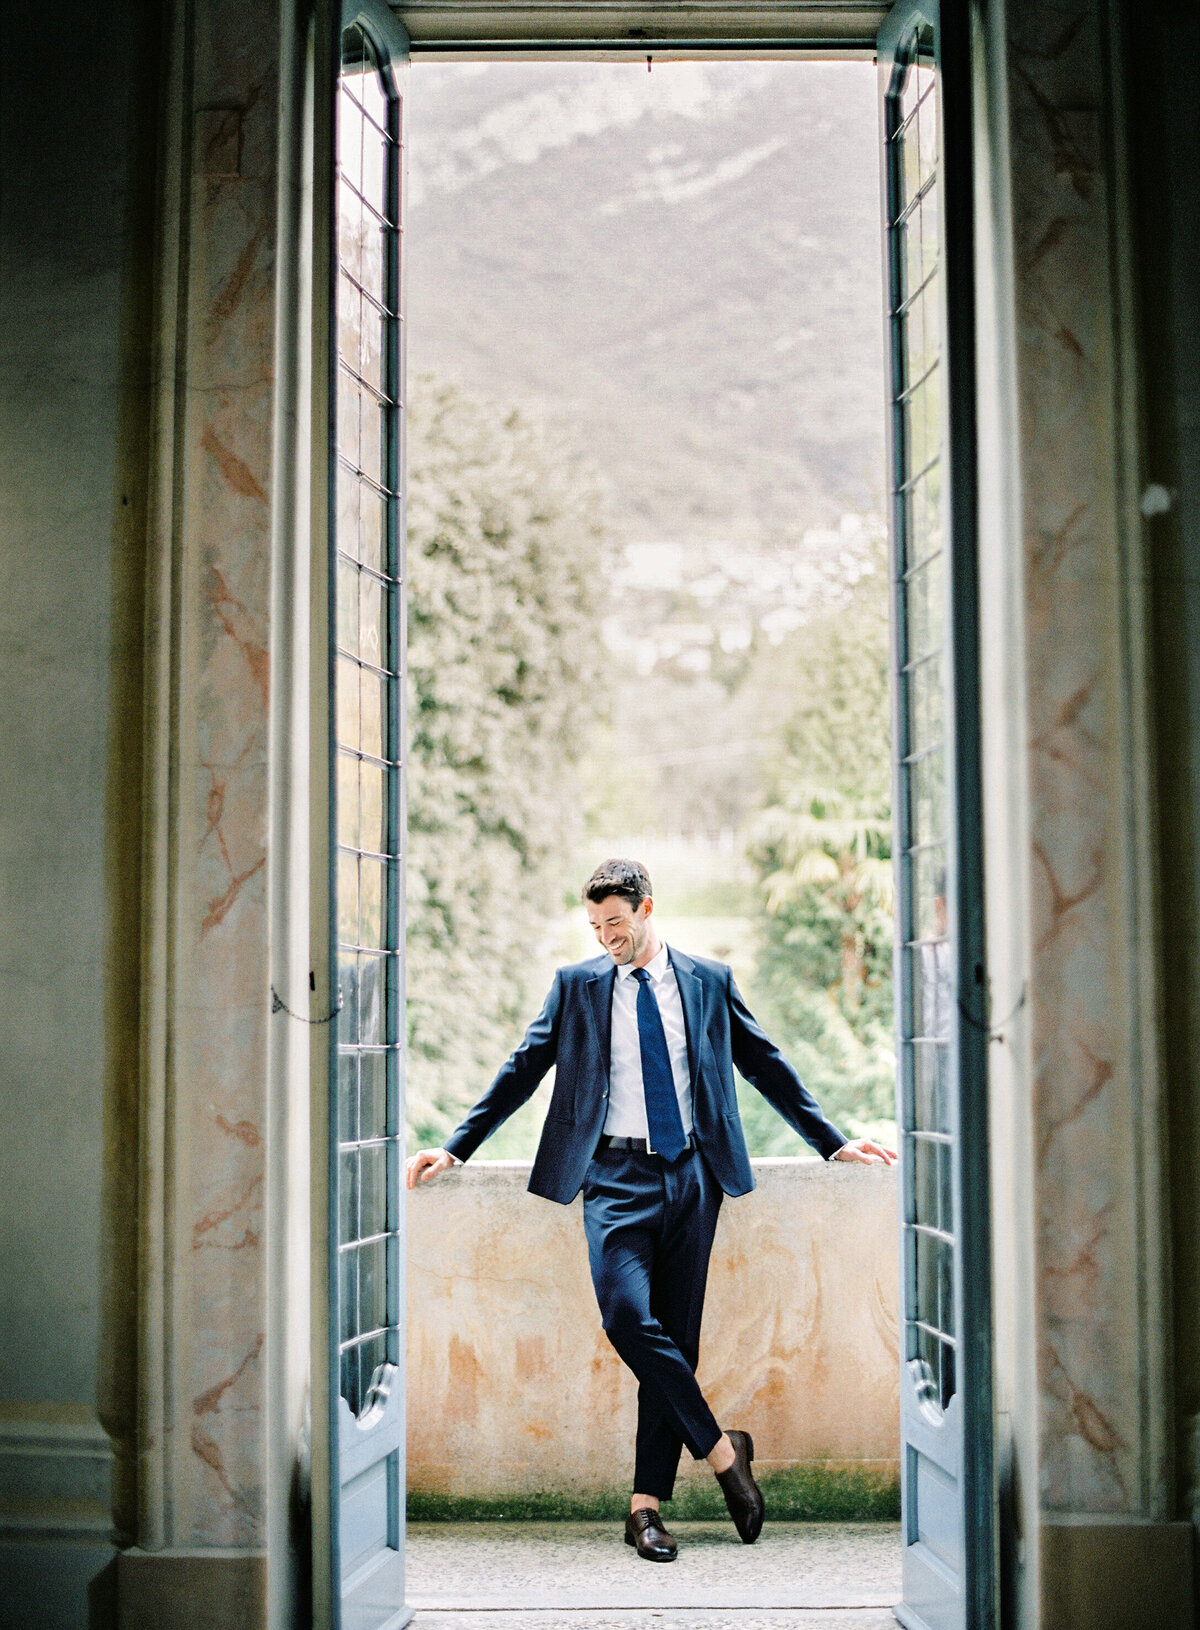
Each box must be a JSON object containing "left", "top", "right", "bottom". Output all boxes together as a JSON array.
[
  {"left": 404, "top": 378, "right": 611, "bottom": 1147},
  {"left": 738, "top": 526, "right": 897, "bottom": 1142},
  {"left": 401, "top": 380, "right": 895, "bottom": 1154}
]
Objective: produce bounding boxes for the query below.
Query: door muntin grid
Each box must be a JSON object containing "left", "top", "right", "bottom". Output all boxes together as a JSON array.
[
  {"left": 884, "top": 19, "right": 958, "bottom": 1422},
  {"left": 334, "top": 18, "right": 405, "bottom": 1425}
]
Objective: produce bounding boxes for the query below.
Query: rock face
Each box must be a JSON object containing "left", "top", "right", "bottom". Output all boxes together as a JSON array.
[
  {"left": 407, "top": 59, "right": 886, "bottom": 543},
  {"left": 406, "top": 1158, "right": 899, "bottom": 1501}
]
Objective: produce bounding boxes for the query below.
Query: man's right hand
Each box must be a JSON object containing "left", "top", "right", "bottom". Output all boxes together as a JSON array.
[{"left": 405, "top": 1148, "right": 455, "bottom": 1189}]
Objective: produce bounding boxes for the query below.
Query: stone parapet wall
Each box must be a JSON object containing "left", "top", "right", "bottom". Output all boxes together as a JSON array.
[{"left": 406, "top": 1158, "right": 899, "bottom": 1502}]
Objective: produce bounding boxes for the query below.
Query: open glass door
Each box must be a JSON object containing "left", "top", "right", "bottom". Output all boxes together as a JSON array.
[
  {"left": 329, "top": 2, "right": 410, "bottom": 1625},
  {"left": 878, "top": 3, "right": 995, "bottom": 1627}
]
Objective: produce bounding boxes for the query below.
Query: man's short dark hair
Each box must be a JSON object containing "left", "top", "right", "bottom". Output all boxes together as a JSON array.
[{"left": 582, "top": 858, "right": 653, "bottom": 909}]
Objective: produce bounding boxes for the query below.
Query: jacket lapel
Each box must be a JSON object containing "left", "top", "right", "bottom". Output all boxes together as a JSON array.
[
  {"left": 667, "top": 947, "right": 703, "bottom": 1095},
  {"left": 586, "top": 963, "right": 616, "bottom": 1082}
]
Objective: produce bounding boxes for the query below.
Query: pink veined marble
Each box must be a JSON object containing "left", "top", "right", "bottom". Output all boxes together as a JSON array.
[
  {"left": 169, "top": 0, "right": 284, "bottom": 1545},
  {"left": 1008, "top": 0, "right": 1143, "bottom": 1515}
]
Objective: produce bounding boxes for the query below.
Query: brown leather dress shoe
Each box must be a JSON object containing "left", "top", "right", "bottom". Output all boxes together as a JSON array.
[
  {"left": 624, "top": 1507, "right": 678, "bottom": 1562},
  {"left": 715, "top": 1429, "right": 765, "bottom": 1544}
]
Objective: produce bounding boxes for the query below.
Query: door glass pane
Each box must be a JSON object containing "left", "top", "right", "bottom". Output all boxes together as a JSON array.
[
  {"left": 911, "top": 1040, "right": 950, "bottom": 1134},
  {"left": 360, "top": 1051, "right": 388, "bottom": 1140},
  {"left": 334, "top": 20, "right": 403, "bottom": 1422},
  {"left": 907, "top": 746, "right": 945, "bottom": 849},
  {"left": 905, "top": 543, "right": 944, "bottom": 656},
  {"left": 886, "top": 22, "right": 957, "bottom": 1418}
]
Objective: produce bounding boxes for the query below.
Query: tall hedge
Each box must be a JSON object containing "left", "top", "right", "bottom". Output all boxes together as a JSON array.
[{"left": 404, "top": 379, "right": 611, "bottom": 1148}]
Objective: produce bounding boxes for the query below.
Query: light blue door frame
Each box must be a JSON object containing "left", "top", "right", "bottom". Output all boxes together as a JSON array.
[
  {"left": 319, "top": 6, "right": 996, "bottom": 1623},
  {"left": 878, "top": 3, "right": 995, "bottom": 1627},
  {"left": 329, "top": 2, "right": 411, "bottom": 1625}
]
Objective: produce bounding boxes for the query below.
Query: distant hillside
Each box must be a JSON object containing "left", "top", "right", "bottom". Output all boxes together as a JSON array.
[{"left": 407, "top": 59, "right": 886, "bottom": 544}]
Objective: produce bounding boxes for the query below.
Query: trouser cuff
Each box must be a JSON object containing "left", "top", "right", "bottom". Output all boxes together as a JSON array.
[{"left": 691, "top": 1422, "right": 722, "bottom": 1461}]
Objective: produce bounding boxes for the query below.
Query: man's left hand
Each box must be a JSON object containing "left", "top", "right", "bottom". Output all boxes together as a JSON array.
[{"left": 831, "top": 1138, "right": 897, "bottom": 1166}]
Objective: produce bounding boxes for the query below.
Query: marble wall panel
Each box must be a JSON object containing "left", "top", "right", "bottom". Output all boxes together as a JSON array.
[
  {"left": 1004, "top": 0, "right": 1153, "bottom": 1515},
  {"left": 148, "top": 0, "right": 286, "bottom": 1551}
]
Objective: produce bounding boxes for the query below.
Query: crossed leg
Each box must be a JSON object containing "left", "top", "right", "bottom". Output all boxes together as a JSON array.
[{"left": 583, "top": 1144, "right": 725, "bottom": 1502}]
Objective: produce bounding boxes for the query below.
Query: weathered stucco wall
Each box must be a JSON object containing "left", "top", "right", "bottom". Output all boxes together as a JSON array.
[{"left": 406, "top": 1158, "right": 899, "bottom": 1501}]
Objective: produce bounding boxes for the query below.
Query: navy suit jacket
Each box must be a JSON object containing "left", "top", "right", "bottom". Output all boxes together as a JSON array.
[{"left": 443, "top": 947, "right": 848, "bottom": 1205}]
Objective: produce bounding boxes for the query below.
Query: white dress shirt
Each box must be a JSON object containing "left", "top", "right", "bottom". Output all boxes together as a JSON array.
[{"left": 603, "top": 943, "right": 693, "bottom": 1139}]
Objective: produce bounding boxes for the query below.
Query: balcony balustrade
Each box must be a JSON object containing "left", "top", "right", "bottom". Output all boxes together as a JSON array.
[{"left": 407, "top": 1158, "right": 899, "bottom": 1511}]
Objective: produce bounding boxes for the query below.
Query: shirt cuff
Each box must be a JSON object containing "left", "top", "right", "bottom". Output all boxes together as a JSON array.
[{"left": 444, "top": 1149, "right": 463, "bottom": 1166}]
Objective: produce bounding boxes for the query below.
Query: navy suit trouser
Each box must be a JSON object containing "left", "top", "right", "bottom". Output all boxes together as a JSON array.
[{"left": 582, "top": 1142, "right": 724, "bottom": 1500}]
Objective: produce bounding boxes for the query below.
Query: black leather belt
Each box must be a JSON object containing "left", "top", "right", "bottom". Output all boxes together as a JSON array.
[{"left": 597, "top": 1133, "right": 696, "bottom": 1155}]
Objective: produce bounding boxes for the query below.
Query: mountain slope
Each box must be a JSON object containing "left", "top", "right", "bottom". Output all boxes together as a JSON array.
[{"left": 407, "top": 59, "right": 886, "bottom": 542}]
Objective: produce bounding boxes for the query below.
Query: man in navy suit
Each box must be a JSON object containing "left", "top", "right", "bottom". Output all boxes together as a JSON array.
[{"left": 406, "top": 858, "right": 895, "bottom": 1562}]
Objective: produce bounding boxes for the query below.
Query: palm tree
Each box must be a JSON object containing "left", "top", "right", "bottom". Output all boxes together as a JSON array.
[{"left": 751, "top": 787, "right": 893, "bottom": 1012}]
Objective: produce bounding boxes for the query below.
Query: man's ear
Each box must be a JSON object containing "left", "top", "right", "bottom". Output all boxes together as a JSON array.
[{"left": 641, "top": 895, "right": 654, "bottom": 919}]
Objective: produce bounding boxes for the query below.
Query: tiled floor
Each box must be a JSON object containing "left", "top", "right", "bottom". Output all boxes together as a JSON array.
[
  {"left": 406, "top": 1521, "right": 901, "bottom": 1628},
  {"left": 409, "top": 1616, "right": 897, "bottom": 1629}
]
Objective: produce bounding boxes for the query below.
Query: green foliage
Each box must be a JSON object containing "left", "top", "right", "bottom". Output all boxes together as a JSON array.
[
  {"left": 740, "top": 527, "right": 897, "bottom": 1140},
  {"left": 408, "top": 1462, "right": 899, "bottom": 1522},
  {"left": 405, "top": 378, "right": 612, "bottom": 1149},
  {"left": 400, "top": 380, "right": 894, "bottom": 1157}
]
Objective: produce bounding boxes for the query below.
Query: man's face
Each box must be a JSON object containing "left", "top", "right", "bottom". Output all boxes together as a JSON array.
[{"left": 586, "top": 894, "right": 653, "bottom": 966}]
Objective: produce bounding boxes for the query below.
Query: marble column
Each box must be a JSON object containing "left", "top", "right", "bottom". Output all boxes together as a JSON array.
[
  {"left": 985, "top": 0, "right": 1191, "bottom": 1622},
  {"left": 115, "top": 2, "right": 324, "bottom": 1626}
]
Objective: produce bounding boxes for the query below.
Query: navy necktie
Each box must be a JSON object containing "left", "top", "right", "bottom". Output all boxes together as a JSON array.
[{"left": 632, "top": 967, "right": 688, "bottom": 1161}]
